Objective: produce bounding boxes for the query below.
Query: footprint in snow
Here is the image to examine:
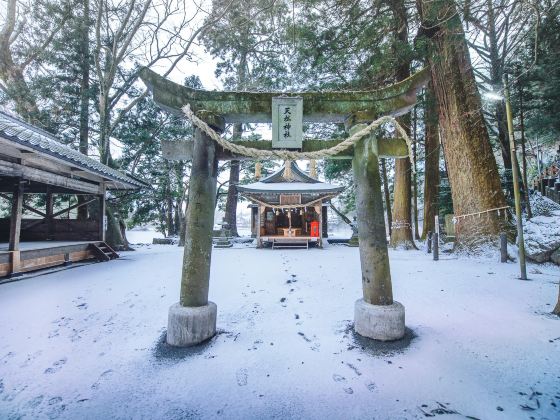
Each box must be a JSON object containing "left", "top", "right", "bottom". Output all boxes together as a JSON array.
[
  {"left": 345, "top": 362, "right": 362, "bottom": 376},
  {"left": 236, "top": 368, "right": 248, "bottom": 386},
  {"left": 46, "top": 396, "right": 66, "bottom": 417},
  {"left": 27, "top": 395, "right": 44, "bottom": 408},
  {"left": 44, "top": 358, "right": 67, "bottom": 374},
  {"left": 343, "top": 387, "right": 354, "bottom": 394},
  {"left": 0, "top": 351, "right": 15, "bottom": 363},
  {"left": 332, "top": 374, "right": 346, "bottom": 383},
  {"left": 366, "top": 382, "right": 376, "bottom": 392},
  {"left": 20, "top": 350, "right": 43, "bottom": 368},
  {"left": 91, "top": 369, "right": 113, "bottom": 390}
]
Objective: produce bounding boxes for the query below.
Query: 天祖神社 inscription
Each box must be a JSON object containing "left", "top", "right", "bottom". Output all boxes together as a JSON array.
[{"left": 272, "top": 97, "right": 303, "bottom": 149}]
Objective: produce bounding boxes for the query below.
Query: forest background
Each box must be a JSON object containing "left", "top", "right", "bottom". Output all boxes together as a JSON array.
[{"left": 0, "top": 0, "right": 558, "bottom": 250}]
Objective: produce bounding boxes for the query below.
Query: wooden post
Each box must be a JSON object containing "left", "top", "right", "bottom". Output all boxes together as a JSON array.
[
  {"left": 250, "top": 206, "right": 257, "bottom": 237},
  {"left": 256, "top": 205, "right": 263, "bottom": 248},
  {"left": 98, "top": 187, "right": 106, "bottom": 242},
  {"left": 9, "top": 180, "right": 24, "bottom": 276},
  {"left": 9, "top": 180, "right": 24, "bottom": 252},
  {"left": 46, "top": 187, "right": 54, "bottom": 240},
  {"left": 427, "top": 231, "right": 432, "bottom": 253},
  {"left": 180, "top": 112, "right": 224, "bottom": 307},
  {"left": 351, "top": 129, "right": 393, "bottom": 305},
  {"left": 500, "top": 233, "right": 508, "bottom": 263},
  {"left": 322, "top": 204, "right": 328, "bottom": 238},
  {"left": 432, "top": 232, "right": 439, "bottom": 261},
  {"left": 315, "top": 203, "right": 323, "bottom": 248}
]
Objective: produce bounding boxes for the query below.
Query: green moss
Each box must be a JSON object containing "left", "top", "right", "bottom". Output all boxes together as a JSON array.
[{"left": 140, "top": 67, "right": 429, "bottom": 123}]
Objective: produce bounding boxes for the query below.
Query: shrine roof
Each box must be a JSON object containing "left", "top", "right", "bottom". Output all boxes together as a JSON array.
[
  {"left": 0, "top": 111, "right": 147, "bottom": 190},
  {"left": 237, "top": 162, "right": 343, "bottom": 195}
]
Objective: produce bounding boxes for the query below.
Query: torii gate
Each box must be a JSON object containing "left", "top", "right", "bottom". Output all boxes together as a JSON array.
[{"left": 140, "top": 67, "right": 429, "bottom": 347}]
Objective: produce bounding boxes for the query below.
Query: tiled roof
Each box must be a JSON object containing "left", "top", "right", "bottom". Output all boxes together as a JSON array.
[
  {"left": 0, "top": 111, "right": 147, "bottom": 189},
  {"left": 237, "top": 162, "right": 343, "bottom": 194}
]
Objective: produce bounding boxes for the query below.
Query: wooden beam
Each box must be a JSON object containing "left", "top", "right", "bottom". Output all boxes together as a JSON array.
[
  {"left": 0, "top": 192, "right": 46, "bottom": 217},
  {"left": 22, "top": 196, "right": 99, "bottom": 231},
  {"left": 161, "top": 137, "right": 410, "bottom": 161},
  {"left": 8, "top": 180, "right": 24, "bottom": 252},
  {"left": 0, "top": 160, "right": 102, "bottom": 194},
  {"left": 140, "top": 67, "right": 430, "bottom": 123}
]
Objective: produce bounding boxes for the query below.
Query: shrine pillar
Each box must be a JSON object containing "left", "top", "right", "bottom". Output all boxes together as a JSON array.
[
  {"left": 256, "top": 204, "right": 264, "bottom": 248},
  {"left": 167, "top": 111, "right": 224, "bottom": 347},
  {"left": 349, "top": 122, "right": 405, "bottom": 341}
]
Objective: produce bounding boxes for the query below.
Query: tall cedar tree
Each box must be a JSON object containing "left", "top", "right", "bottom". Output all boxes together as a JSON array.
[
  {"left": 202, "top": 0, "right": 289, "bottom": 235},
  {"left": 421, "top": 81, "right": 440, "bottom": 239},
  {"left": 417, "top": 0, "right": 510, "bottom": 250},
  {"left": 389, "top": 0, "right": 416, "bottom": 249}
]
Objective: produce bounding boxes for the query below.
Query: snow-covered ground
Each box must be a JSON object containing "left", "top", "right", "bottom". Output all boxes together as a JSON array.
[{"left": 0, "top": 244, "right": 559, "bottom": 419}]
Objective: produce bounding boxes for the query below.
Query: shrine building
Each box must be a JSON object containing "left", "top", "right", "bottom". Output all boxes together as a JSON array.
[{"left": 239, "top": 161, "right": 343, "bottom": 249}]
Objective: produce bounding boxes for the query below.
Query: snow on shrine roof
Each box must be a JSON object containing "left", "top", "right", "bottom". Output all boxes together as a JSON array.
[
  {"left": 0, "top": 111, "right": 147, "bottom": 190},
  {"left": 237, "top": 161, "right": 344, "bottom": 194}
]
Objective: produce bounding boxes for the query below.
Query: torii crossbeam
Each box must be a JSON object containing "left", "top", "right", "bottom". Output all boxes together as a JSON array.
[{"left": 140, "top": 68, "right": 429, "bottom": 346}]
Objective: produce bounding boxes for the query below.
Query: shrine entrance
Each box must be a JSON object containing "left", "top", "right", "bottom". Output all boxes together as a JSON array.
[
  {"left": 238, "top": 160, "right": 344, "bottom": 249},
  {"left": 140, "top": 67, "right": 429, "bottom": 346}
]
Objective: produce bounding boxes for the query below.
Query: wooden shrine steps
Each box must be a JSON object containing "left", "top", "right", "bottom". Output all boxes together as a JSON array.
[
  {"left": 89, "top": 242, "right": 120, "bottom": 262},
  {"left": 271, "top": 238, "right": 310, "bottom": 250}
]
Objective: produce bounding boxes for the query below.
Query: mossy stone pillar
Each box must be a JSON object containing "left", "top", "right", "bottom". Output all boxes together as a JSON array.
[
  {"left": 349, "top": 122, "right": 405, "bottom": 341},
  {"left": 167, "top": 111, "right": 224, "bottom": 347}
]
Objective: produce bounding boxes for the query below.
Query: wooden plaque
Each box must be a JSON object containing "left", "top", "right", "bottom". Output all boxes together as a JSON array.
[{"left": 272, "top": 97, "right": 303, "bottom": 149}]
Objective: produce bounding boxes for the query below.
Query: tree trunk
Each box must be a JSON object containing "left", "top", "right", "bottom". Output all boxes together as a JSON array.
[
  {"left": 174, "top": 202, "right": 181, "bottom": 236},
  {"left": 105, "top": 207, "right": 130, "bottom": 250},
  {"left": 381, "top": 158, "right": 392, "bottom": 236},
  {"left": 417, "top": 0, "right": 510, "bottom": 250},
  {"left": 518, "top": 81, "right": 532, "bottom": 219},
  {"left": 224, "top": 157, "right": 240, "bottom": 236},
  {"left": 389, "top": 0, "right": 416, "bottom": 249},
  {"left": 222, "top": 42, "right": 249, "bottom": 238},
  {"left": 166, "top": 194, "right": 174, "bottom": 237},
  {"left": 178, "top": 195, "right": 189, "bottom": 247},
  {"left": 391, "top": 157, "right": 416, "bottom": 248},
  {"left": 485, "top": 0, "right": 513, "bottom": 197},
  {"left": 412, "top": 107, "right": 420, "bottom": 240},
  {"left": 0, "top": 0, "right": 40, "bottom": 122},
  {"left": 77, "top": 0, "right": 90, "bottom": 221},
  {"left": 421, "top": 82, "right": 440, "bottom": 239},
  {"left": 0, "top": 56, "right": 40, "bottom": 122}
]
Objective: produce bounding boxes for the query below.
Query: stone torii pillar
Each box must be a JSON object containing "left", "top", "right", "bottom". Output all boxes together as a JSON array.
[
  {"left": 348, "top": 121, "right": 404, "bottom": 341},
  {"left": 166, "top": 111, "right": 224, "bottom": 347}
]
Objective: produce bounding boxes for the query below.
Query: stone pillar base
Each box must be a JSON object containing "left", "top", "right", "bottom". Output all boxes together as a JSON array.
[
  {"left": 166, "top": 302, "right": 217, "bottom": 347},
  {"left": 354, "top": 299, "right": 405, "bottom": 341}
]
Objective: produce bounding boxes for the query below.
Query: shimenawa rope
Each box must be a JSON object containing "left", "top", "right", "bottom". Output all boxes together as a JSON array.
[{"left": 182, "top": 104, "right": 415, "bottom": 170}]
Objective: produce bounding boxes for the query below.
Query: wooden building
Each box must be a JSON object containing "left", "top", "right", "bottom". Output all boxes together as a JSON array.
[
  {"left": 238, "top": 161, "right": 343, "bottom": 249},
  {"left": 0, "top": 111, "right": 146, "bottom": 278}
]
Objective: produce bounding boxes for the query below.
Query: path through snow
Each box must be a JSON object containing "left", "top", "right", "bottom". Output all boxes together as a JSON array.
[{"left": 0, "top": 244, "right": 559, "bottom": 419}]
